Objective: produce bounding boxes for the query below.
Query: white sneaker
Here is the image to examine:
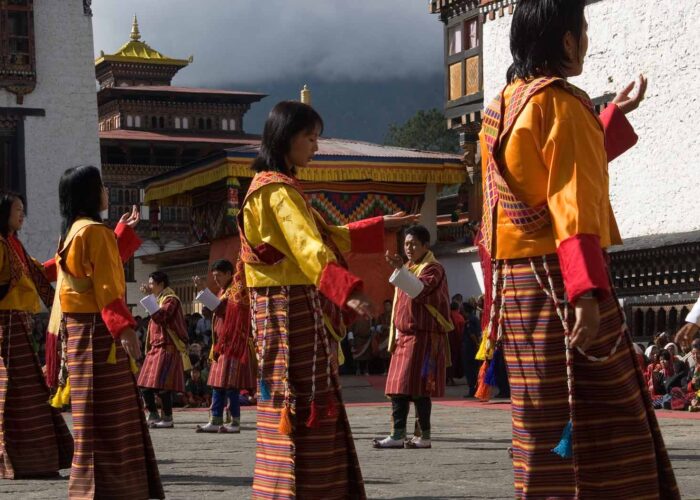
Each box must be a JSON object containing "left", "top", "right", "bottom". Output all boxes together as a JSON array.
[
  {"left": 196, "top": 422, "right": 222, "bottom": 433},
  {"left": 371, "top": 436, "right": 405, "bottom": 449},
  {"left": 220, "top": 423, "right": 240, "bottom": 433},
  {"left": 151, "top": 419, "right": 174, "bottom": 429},
  {"left": 405, "top": 436, "right": 431, "bottom": 449}
]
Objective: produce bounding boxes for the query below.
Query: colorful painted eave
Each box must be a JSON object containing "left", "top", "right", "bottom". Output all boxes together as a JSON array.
[{"left": 144, "top": 143, "right": 466, "bottom": 203}]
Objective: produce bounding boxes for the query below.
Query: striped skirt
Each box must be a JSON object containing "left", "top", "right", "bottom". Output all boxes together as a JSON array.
[
  {"left": 137, "top": 344, "right": 185, "bottom": 393},
  {"left": 0, "top": 310, "right": 73, "bottom": 478},
  {"left": 65, "top": 313, "right": 164, "bottom": 500},
  {"left": 501, "top": 256, "right": 679, "bottom": 499},
  {"left": 385, "top": 330, "right": 446, "bottom": 398},
  {"left": 251, "top": 285, "right": 365, "bottom": 500},
  {"left": 208, "top": 340, "right": 257, "bottom": 391}
]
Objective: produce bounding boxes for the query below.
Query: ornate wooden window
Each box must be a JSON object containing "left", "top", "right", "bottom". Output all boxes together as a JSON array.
[
  {"left": 445, "top": 13, "right": 482, "bottom": 103},
  {"left": 0, "top": 0, "right": 36, "bottom": 103}
]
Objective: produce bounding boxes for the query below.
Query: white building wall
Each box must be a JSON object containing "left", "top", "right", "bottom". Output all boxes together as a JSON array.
[
  {"left": 0, "top": 0, "right": 100, "bottom": 261},
  {"left": 436, "top": 249, "right": 484, "bottom": 300},
  {"left": 482, "top": 0, "right": 700, "bottom": 240}
]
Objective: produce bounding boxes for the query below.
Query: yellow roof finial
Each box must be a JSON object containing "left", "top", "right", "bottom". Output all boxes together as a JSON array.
[
  {"left": 301, "top": 84, "right": 311, "bottom": 105},
  {"left": 130, "top": 15, "right": 141, "bottom": 42}
]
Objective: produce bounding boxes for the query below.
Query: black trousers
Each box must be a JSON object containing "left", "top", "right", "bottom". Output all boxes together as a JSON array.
[
  {"left": 391, "top": 395, "right": 432, "bottom": 437},
  {"left": 142, "top": 388, "right": 173, "bottom": 418}
]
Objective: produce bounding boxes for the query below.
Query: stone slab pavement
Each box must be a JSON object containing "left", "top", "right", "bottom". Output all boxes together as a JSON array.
[{"left": 1, "top": 376, "right": 699, "bottom": 499}]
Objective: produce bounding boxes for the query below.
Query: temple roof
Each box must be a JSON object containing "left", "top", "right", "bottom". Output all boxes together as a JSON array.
[
  {"left": 95, "top": 16, "right": 191, "bottom": 68},
  {"left": 97, "top": 85, "right": 267, "bottom": 106},
  {"left": 99, "top": 129, "right": 261, "bottom": 145},
  {"left": 143, "top": 138, "right": 466, "bottom": 203}
]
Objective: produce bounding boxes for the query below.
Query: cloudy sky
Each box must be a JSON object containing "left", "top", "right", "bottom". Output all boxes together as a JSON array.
[{"left": 92, "top": 1, "right": 444, "bottom": 88}]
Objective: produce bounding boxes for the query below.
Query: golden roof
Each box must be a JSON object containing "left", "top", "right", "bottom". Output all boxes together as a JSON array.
[{"left": 95, "top": 15, "right": 192, "bottom": 67}]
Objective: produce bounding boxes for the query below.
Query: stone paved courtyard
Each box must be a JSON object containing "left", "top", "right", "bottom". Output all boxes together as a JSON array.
[{"left": 2, "top": 377, "right": 699, "bottom": 499}]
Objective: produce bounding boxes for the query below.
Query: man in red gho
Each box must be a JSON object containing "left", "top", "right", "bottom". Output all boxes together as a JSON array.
[
  {"left": 373, "top": 225, "right": 451, "bottom": 449},
  {"left": 193, "top": 259, "right": 256, "bottom": 433},
  {"left": 138, "top": 271, "right": 189, "bottom": 428}
]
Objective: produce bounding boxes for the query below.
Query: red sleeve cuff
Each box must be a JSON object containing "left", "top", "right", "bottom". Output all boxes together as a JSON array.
[
  {"left": 348, "top": 216, "right": 385, "bottom": 253},
  {"left": 114, "top": 223, "right": 142, "bottom": 263},
  {"left": 318, "top": 262, "right": 363, "bottom": 309},
  {"left": 599, "top": 104, "right": 638, "bottom": 162},
  {"left": 556, "top": 234, "right": 611, "bottom": 304},
  {"left": 102, "top": 298, "right": 136, "bottom": 339},
  {"left": 43, "top": 258, "right": 57, "bottom": 282}
]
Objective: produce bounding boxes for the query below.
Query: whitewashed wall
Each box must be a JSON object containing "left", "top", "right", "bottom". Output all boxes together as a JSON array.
[
  {"left": 482, "top": 0, "right": 700, "bottom": 239},
  {"left": 0, "top": 0, "right": 100, "bottom": 261}
]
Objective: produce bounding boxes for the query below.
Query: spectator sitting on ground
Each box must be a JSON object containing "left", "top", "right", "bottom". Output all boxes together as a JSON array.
[
  {"left": 185, "top": 368, "right": 210, "bottom": 408},
  {"left": 649, "top": 350, "right": 675, "bottom": 398}
]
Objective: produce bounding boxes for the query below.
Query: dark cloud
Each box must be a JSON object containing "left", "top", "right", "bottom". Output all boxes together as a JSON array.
[{"left": 92, "top": 0, "right": 444, "bottom": 87}]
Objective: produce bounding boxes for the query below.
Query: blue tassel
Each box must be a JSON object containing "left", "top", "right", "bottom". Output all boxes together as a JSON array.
[
  {"left": 484, "top": 348, "right": 501, "bottom": 387},
  {"left": 260, "top": 379, "right": 271, "bottom": 401},
  {"left": 552, "top": 420, "right": 573, "bottom": 459}
]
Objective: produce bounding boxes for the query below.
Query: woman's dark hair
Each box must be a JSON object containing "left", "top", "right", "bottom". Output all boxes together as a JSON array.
[
  {"left": 659, "top": 350, "right": 671, "bottom": 362},
  {"left": 404, "top": 225, "right": 431, "bottom": 245},
  {"left": 507, "top": 0, "right": 587, "bottom": 83},
  {"left": 0, "top": 191, "right": 25, "bottom": 237},
  {"left": 149, "top": 271, "right": 169, "bottom": 287},
  {"left": 251, "top": 101, "right": 324, "bottom": 176},
  {"left": 58, "top": 165, "right": 104, "bottom": 237},
  {"left": 210, "top": 259, "right": 234, "bottom": 274}
]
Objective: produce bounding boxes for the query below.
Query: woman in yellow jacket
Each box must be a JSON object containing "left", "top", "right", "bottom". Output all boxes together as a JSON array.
[
  {"left": 0, "top": 191, "right": 72, "bottom": 479},
  {"left": 54, "top": 166, "right": 163, "bottom": 500},
  {"left": 477, "top": 1, "right": 678, "bottom": 498}
]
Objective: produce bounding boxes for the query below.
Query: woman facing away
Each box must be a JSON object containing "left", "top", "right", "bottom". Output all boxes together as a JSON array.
[
  {"left": 53, "top": 166, "right": 163, "bottom": 499},
  {"left": 241, "top": 100, "right": 414, "bottom": 499},
  {"left": 0, "top": 191, "right": 73, "bottom": 479},
  {"left": 477, "top": 0, "right": 679, "bottom": 498}
]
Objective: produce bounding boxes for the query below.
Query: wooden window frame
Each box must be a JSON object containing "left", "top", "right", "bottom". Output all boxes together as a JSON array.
[
  {"left": 444, "top": 12, "right": 483, "bottom": 106},
  {"left": 0, "top": 0, "right": 36, "bottom": 104}
]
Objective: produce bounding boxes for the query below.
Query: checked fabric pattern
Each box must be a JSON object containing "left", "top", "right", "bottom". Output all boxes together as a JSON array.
[{"left": 480, "top": 77, "right": 600, "bottom": 253}]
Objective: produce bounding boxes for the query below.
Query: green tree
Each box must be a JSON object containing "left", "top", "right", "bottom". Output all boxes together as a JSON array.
[{"left": 384, "top": 108, "right": 459, "bottom": 153}]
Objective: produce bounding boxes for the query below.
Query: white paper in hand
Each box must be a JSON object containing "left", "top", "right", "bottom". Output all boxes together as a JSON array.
[
  {"left": 389, "top": 267, "right": 425, "bottom": 299},
  {"left": 140, "top": 294, "right": 160, "bottom": 315},
  {"left": 195, "top": 288, "right": 221, "bottom": 311}
]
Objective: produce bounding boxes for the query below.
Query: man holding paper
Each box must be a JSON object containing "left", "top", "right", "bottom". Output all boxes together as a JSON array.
[
  {"left": 372, "top": 225, "right": 451, "bottom": 449},
  {"left": 138, "top": 271, "right": 189, "bottom": 428},
  {"left": 193, "top": 259, "right": 256, "bottom": 433}
]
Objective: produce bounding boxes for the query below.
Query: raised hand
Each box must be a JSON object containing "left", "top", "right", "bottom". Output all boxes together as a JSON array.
[
  {"left": 612, "top": 74, "right": 648, "bottom": 115},
  {"left": 139, "top": 283, "right": 150, "bottom": 296},
  {"left": 192, "top": 275, "right": 206, "bottom": 292},
  {"left": 119, "top": 205, "right": 141, "bottom": 229},
  {"left": 385, "top": 250, "right": 404, "bottom": 270}
]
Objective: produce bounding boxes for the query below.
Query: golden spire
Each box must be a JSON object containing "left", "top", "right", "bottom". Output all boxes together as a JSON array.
[
  {"left": 301, "top": 84, "right": 311, "bottom": 105},
  {"left": 130, "top": 15, "right": 141, "bottom": 42}
]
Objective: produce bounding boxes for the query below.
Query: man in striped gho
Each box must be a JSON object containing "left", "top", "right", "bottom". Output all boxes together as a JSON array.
[
  {"left": 372, "top": 225, "right": 452, "bottom": 450},
  {"left": 193, "top": 259, "right": 256, "bottom": 433},
  {"left": 138, "top": 271, "right": 189, "bottom": 429}
]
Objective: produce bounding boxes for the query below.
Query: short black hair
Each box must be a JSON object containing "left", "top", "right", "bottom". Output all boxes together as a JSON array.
[
  {"left": 659, "top": 349, "right": 671, "bottom": 361},
  {"left": 404, "top": 225, "right": 431, "bottom": 246},
  {"left": 58, "top": 166, "right": 104, "bottom": 238},
  {"left": 149, "top": 271, "right": 169, "bottom": 287},
  {"left": 507, "top": 0, "right": 587, "bottom": 83},
  {"left": 251, "top": 101, "right": 324, "bottom": 176},
  {"left": 210, "top": 259, "right": 234, "bottom": 274},
  {"left": 0, "top": 191, "right": 25, "bottom": 238},
  {"left": 452, "top": 293, "right": 463, "bottom": 302}
]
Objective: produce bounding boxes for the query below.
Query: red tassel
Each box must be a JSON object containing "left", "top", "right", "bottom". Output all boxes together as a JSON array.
[
  {"left": 306, "top": 400, "right": 321, "bottom": 428},
  {"left": 278, "top": 405, "right": 293, "bottom": 435},
  {"left": 326, "top": 395, "right": 339, "bottom": 418},
  {"left": 474, "top": 361, "right": 492, "bottom": 402}
]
